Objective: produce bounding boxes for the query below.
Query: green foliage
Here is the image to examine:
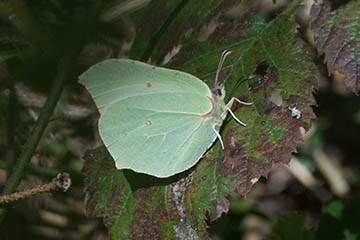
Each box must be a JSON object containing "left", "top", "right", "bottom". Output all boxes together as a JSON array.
[
  {"left": 269, "top": 197, "right": 360, "bottom": 240},
  {"left": 316, "top": 197, "right": 360, "bottom": 240},
  {"left": 322, "top": 200, "right": 344, "bottom": 219},
  {"left": 1, "top": 0, "right": 359, "bottom": 239},
  {"left": 82, "top": 1, "right": 320, "bottom": 238},
  {"left": 269, "top": 214, "right": 315, "bottom": 240}
]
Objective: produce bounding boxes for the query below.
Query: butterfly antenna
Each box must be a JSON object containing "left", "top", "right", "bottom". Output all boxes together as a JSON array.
[{"left": 214, "top": 50, "right": 232, "bottom": 89}]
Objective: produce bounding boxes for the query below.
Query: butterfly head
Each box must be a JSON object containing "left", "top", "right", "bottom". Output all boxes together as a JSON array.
[{"left": 212, "top": 83, "right": 226, "bottom": 102}]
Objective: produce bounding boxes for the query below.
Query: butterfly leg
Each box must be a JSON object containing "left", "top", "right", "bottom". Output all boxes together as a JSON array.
[
  {"left": 223, "top": 97, "right": 253, "bottom": 126},
  {"left": 233, "top": 97, "right": 253, "bottom": 106},
  {"left": 212, "top": 124, "right": 225, "bottom": 149},
  {"left": 227, "top": 108, "right": 247, "bottom": 126}
]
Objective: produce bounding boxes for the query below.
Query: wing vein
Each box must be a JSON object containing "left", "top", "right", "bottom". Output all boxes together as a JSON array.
[
  {"left": 97, "top": 91, "right": 209, "bottom": 111},
  {"left": 130, "top": 107, "right": 203, "bottom": 116},
  {"left": 93, "top": 87, "right": 187, "bottom": 100},
  {"left": 160, "top": 119, "right": 204, "bottom": 174}
]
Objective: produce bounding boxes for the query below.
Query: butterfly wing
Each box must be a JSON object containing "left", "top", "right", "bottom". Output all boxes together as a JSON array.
[
  {"left": 79, "top": 59, "right": 212, "bottom": 114},
  {"left": 79, "top": 59, "right": 219, "bottom": 177}
]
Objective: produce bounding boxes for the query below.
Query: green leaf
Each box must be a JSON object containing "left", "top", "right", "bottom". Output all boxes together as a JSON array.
[
  {"left": 268, "top": 214, "right": 315, "bottom": 240},
  {"left": 82, "top": 6, "right": 319, "bottom": 239},
  {"left": 317, "top": 196, "right": 360, "bottom": 240},
  {"left": 322, "top": 200, "right": 344, "bottom": 219},
  {"left": 83, "top": 147, "right": 179, "bottom": 239},
  {"left": 311, "top": 0, "right": 360, "bottom": 94},
  {"left": 344, "top": 230, "right": 358, "bottom": 240}
]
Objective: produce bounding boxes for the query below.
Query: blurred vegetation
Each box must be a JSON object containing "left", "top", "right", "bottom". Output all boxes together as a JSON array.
[{"left": 0, "top": 0, "right": 359, "bottom": 239}]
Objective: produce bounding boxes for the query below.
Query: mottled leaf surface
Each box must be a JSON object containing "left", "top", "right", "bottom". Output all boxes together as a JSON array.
[
  {"left": 83, "top": 147, "right": 181, "bottom": 239},
  {"left": 83, "top": 8, "right": 319, "bottom": 240},
  {"left": 311, "top": 0, "right": 360, "bottom": 94},
  {"left": 167, "top": 14, "right": 318, "bottom": 231}
]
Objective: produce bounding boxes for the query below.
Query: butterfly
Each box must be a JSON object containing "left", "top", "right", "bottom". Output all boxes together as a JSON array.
[{"left": 79, "top": 50, "right": 252, "bottom": 177}]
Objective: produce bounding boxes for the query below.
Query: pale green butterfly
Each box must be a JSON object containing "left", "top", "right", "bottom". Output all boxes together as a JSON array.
[{"left": 79, "top": 50, "right": 252, "bottom": 178}]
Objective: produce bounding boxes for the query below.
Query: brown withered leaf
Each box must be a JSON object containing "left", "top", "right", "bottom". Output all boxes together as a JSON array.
[{"left": 311, "top": 0, "right": 360, "bottom": 94}]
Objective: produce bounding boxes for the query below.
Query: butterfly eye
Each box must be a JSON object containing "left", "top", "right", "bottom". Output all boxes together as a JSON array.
[
  {"left": 216, "top": 89, "right": 222, "bottom": 96},
  {"left": 211, "top": 88, "right": 222, "bottom": 97}
]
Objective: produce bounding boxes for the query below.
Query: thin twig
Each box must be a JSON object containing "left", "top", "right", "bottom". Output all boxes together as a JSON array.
[
  {"left": 0, "top": 173, "right": 72, "bottom": 204},
  {"left": 0, "top": 179, "right": 56, "bottom": 204},
  {"left": 0, "top": 53, "right": 72, "bottom": 196}
]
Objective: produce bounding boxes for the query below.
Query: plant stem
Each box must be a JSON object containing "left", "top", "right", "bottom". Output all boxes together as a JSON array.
[
  {"left": 0, "top": 51, "right": 74, "bottom": 220},
  {"left": 0, "top": 0, "right": 104, "bottom": 222}
]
